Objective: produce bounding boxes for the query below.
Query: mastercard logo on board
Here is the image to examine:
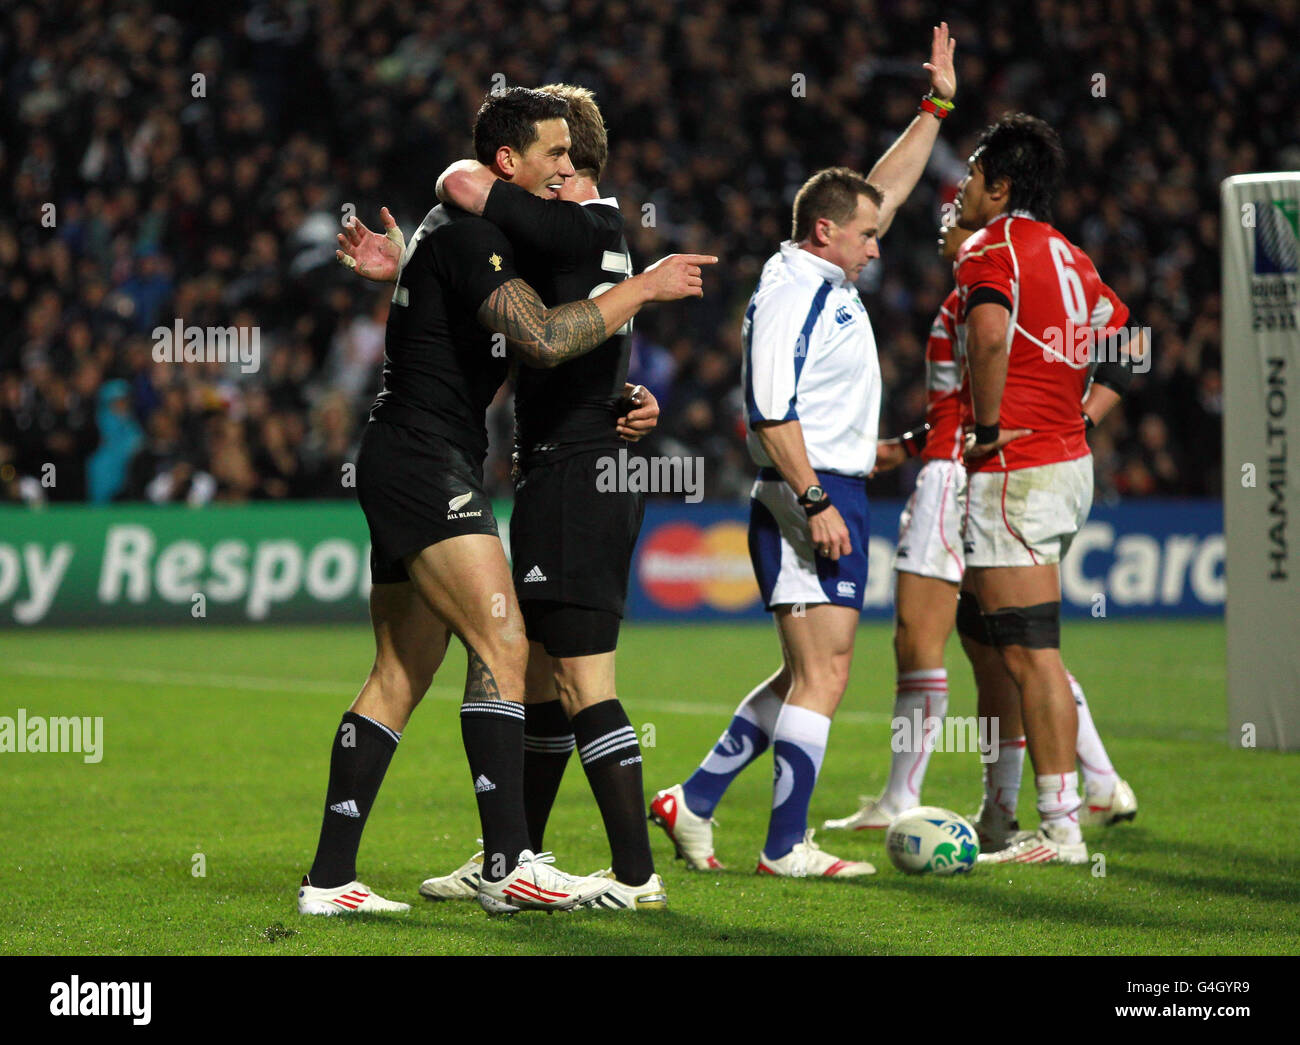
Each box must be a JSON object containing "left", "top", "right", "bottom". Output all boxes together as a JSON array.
[{"left": 637, "top": 521, "right": 760, "bottom": 611}]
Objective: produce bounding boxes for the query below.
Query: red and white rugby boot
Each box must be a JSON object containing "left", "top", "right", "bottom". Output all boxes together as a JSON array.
[
  {"left": 297, "top": 876, "right": 410, "bottom": 915},
  {"left": 756, "top": 829, "right": 876, "bottom": 878},
  {"left": 649, "top": 784, "right": 724, "bottom": 870},
  {"left": 970, "top": 795, "right": 1021, "bottom": 852},
  {"left": 822, "top": 793, "right": 908, "bottom": 831},
  {"left": 976, "top": 823, "right": 1088, "bottom": 865},
  {"left": 1079, "top": 778, "right": 1138, "bottom": 828},
  {"left": 475, "top": 850, "right": 613, "bottom": 915}
]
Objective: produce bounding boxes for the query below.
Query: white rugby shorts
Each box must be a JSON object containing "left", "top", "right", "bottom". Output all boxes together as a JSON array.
[
  {"left": 894, "top": 458, "right": 966, "bottom": 584},
  {"left": 962, "top": 455, "right": 1094, "bottom": 568}
]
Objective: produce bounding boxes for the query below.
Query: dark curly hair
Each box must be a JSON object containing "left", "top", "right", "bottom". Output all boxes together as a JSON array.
[
  {"left": 971, "top": 113, "right": 1065, "bottom": 223},
  {"left": 473, "top": 87, "right": 570, "bottom": 166}
]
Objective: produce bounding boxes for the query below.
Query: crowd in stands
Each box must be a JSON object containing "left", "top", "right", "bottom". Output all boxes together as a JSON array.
[{"left": 4, "top": 0, "right": 1295, "bottom": 506}]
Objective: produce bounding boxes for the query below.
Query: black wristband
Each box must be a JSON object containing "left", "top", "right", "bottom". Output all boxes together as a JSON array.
[
  {"left": 801, "top": 494, "right": 833, "bottom": 517},
  {"left": 899, "top": 422, "right": 931, "bottom": 458},
  {"left": 1082, "top": 412, "right": 1095, "bottom": 431},
  {"left": 974, "top": 422, "right": 999, "bottom": 444}
]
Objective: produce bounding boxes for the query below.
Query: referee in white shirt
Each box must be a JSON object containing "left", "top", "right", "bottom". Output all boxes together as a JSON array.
[{"left": 649, "top": 23, "right": 957, "bottom": 878}]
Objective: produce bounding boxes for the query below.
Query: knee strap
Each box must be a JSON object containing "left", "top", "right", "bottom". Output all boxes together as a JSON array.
[
  {"left": 983, "top": 601, "right": 1061, "bottom": 649},
  {"left": 956, "top": 590, "right": 993, "bottom": 646}
]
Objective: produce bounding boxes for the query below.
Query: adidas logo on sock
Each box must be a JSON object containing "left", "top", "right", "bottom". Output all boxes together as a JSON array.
[
  {"left": 523, "top": 565, "right": 546, "bottom": 582},
  {"left": 473, "top": 774, "right": 496, "bottom": 793},
  {"left": 330, "top": 799, "right": 360, "bottom": 818}
]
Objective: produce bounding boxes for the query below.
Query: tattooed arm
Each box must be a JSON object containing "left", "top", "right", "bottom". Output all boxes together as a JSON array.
[
  {"left": 476, "top": 253, "right": 718, "bottom": 369},
  {"left": 477, "top": 278, "right": 636, "bottom": 369}
]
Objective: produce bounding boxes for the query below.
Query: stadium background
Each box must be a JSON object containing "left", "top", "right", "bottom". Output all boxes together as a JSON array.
[
  {"left": 3, "top": 0, "right": 1289, "bottom": 625},
  {"left": 7, "top": 0, "right": 1296, "bottom": 513}
]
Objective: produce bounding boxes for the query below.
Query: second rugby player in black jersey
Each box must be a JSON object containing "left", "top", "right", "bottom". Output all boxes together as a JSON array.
[
  {"left": 423, "top": 84, "right": 668, "bottom": 910},
  {"left": 300, "top": 87, "right": 715, "bottom": 916}
]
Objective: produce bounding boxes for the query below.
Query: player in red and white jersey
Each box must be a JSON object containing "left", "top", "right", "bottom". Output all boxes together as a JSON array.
[
  {"left": 954, "top": 208, "right": 1127, "bottom": 474},
  {"left": 952, "top": 114, "right": 1143, "bottom": 864},
  {"left": 920, "top": 289, "right": 967, "bottom": 460},
  {"left": 825, "top": 223, "right": 1137, "bottom": 836}
]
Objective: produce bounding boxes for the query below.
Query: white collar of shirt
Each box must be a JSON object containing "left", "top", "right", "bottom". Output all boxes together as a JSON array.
[
  {"left": 780, "top": 240, "right": 851, "bottom": 288},
  {"left": 985, "top": 209, "right": 1037, "bottom": 227},
  {"left": 580, "top": 196, "right": 619, "bottom": 208}
]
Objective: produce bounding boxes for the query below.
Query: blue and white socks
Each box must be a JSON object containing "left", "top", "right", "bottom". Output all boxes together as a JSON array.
[
  {"left": 681, "top": 679, "right": 783, "bottom": 818},
  {"left": 763, "top": 704, "right": 831, "bottom": 859}
]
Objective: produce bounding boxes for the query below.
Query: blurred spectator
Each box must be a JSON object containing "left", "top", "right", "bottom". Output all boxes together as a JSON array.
[{"left": 87, "top": 379, "right": 142, "bottom": 503}]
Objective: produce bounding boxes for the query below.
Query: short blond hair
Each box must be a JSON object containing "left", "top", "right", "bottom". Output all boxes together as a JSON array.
[
  {"left": 537, "top": 83, "right": 608, "bottom": 179},
  {"left": 792, "top": 167, "right": 884, "bottom": 241}
]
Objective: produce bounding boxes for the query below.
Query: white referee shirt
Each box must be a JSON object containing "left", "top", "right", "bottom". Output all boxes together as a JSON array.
[{"left": 742, "top": 241, "right": 882, "bottom": 477}]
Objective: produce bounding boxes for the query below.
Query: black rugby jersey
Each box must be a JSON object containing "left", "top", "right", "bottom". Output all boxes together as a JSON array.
[
  {"left": 481, "top": 181, "right": 633, "bottom": 461},
  {"left": 368, "top": 203, "right": 519, "bottom": 463}
]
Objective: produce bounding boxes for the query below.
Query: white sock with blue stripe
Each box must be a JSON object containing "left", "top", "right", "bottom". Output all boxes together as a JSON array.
[
  {"left": 682, "top": 679, "right": 784, "bottom": 818},
  {"left": 764, "top": 704, "right": 830, "bottom": 859}
]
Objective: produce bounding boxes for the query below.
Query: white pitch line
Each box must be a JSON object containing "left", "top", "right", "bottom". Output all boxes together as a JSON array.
[{"left": 1, "top": 660, "right": 893, "bottom": 725}]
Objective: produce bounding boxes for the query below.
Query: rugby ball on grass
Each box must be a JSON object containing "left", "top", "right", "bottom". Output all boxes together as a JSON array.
[{"left": 886, "top": 806, "right": 979, "bottom": 875}]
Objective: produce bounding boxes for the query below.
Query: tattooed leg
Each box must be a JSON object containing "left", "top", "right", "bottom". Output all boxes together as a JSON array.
[
  {"left": 402, "top": 535, "right": 531, "bottom": 879},
  {"left": 464, "top": 644, "right": 504, "bottom": 703},
  {"left": 402, "top": 534, "right": 528, "bottom": 705}
]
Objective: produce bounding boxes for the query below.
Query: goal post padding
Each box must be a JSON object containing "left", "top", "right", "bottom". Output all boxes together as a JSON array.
[{"left": 1221, "top": 173, "right": 1300, "bottom": 751}]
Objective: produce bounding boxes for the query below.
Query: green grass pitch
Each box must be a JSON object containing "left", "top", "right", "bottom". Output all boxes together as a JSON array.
[{"left": 1, "top": 618, "right": 1295, "bottom": 956}]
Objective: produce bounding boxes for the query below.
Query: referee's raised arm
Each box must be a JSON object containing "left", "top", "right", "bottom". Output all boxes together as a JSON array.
[{"left": 865, "top": 22, "right": 957, "bottom": 238}]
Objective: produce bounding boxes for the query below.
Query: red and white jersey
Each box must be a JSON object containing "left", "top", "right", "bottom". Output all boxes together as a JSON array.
[
  {"left": 953, "top": 212, "right": 1129, "bottom": 471},
  {"left": 921, "top": 289, "right": 964, "bottom": 462}
]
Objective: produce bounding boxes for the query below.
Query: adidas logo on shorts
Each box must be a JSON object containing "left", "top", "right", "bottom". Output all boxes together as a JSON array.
[
  {"left": 330, "top": 799, "right": 361, "bottom": 818},
  {"left": 473, "top": 774, "right": 496, "bottom": 793},
  {"left": 523, "top": 565, "right": 547, "bottom": 582}
]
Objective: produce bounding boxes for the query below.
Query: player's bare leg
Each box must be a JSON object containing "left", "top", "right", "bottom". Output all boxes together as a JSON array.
[
  {"left": 404, "top": 535, "right": 529, "bottom": 879},
  {"left": 778, "top": 603, "right": 857, "bottom": 717},
  {"left": 352, "top": 582, "right": 451, "bottom": 731},
  {"left": 300, "top": 582, "right": 450, "bottom": 915},
  {"left": 968, "top": 564, "right": 1086, "bottom": 863},
  {"left": 405, "top": 535, "right": 528, "bottom": 702},
  {"left": 750, "top": 604, "right": 874, "bottom": 877},
  {"left": 525, "top": 642, "right": 560, "bottom": 705},
  {"left": 404, "top": 535, "right": 612, "bottom": 910}
]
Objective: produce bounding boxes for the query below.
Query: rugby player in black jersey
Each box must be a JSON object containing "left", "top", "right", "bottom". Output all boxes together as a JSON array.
[
  {"left": 299, "top": 87, "right": 715, "bottom": 916},
  {"left": 421, "top": 84, "right": 669, "bottom": 910}
]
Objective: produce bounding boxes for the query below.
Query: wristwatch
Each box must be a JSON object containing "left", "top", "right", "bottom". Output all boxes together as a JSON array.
[{"left": 798, "top": 484, "right": 832, "bottom": 517}]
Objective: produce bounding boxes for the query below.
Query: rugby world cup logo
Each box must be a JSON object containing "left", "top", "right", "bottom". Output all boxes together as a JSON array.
[{"left": 1254, "top": 199, "right": 1300, "bottom": 275}]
